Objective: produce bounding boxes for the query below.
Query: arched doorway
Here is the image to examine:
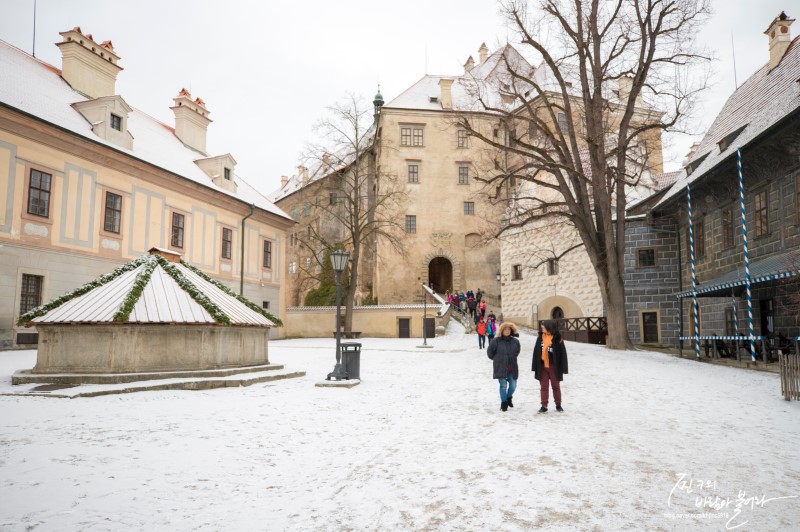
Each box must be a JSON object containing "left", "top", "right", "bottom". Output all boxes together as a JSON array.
[
  {"left": 551, "top": 306, "right": 564, "bottom": 319},
  {"left": 428, "top": 257, "right": 453, "bottom": 293}
]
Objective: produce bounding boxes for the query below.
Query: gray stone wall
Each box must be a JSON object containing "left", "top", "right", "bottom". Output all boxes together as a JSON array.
[{"left": 623, "top": 218, "right": 681, "bottom": 346}]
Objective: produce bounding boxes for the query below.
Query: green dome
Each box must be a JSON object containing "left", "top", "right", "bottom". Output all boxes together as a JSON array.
[{"left": 373, "top": 86, "right": 384, "bottom": 105}]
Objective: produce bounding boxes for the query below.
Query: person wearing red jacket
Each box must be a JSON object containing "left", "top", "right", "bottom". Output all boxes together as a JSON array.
[{"left": 476, "top": 316, "right": 487, "bottom": 349}]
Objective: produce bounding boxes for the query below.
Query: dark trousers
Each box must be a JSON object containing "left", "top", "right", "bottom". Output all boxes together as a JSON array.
[{"left": 539, "top": 364, "right": 562, "bottom": 407}]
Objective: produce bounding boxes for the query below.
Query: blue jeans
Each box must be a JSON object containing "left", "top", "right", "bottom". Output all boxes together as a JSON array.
[
  {"left": 498, "top": 372, "right": 516, "bottom": 402},
  {"left": 478, "top": 334, "right": 486, "bottom": 348}
]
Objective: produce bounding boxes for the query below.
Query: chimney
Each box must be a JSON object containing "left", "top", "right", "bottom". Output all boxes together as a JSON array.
[
  {"left": 684, "top": 141, "right": 701, "bottom": 164},
  {"left": 464, "top": 55, "right": 475, "bottom": 74},
  {"left": 298, "top": 165, "right": 309, "bottom": 184},
  {"left": 618, "top": 74, "right": 633, "bottom": 102},
  {"left": 479, "top": 43, "right": 489, "bottom": 64},
  {"left": 765, "top": 11, "right": 795, "bottom": 69},
  {"left": 281, "top": 175, "right": 289, "bottom": 189},
  {"left": 439, "top": 79, "right": 454, "bottom": 110},
  {"left": 171, "top": 88, "right": 212, "bottom": 154},
  {"left": 56, "top": 27, "right": 123, "bottom": 99}
]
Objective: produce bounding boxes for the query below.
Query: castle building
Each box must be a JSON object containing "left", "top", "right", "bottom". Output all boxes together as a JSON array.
[{"left": 0, "top": 28, "right": 293, "bottom": 348}]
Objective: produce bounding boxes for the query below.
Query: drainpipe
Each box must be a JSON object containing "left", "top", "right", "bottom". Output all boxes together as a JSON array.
[{"left": 240, "top": 203, "right": 255, "bottom": 296}]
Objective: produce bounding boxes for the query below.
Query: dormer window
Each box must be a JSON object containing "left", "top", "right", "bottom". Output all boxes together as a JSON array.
[
  {"left": 224, "top": 167, "right": 231, "bottom": 181},
  {"left": 429, "top": 96, "right": 439, "bottom": 103},
  {"left": 717, "top": 125, "right": 748, "bottom": 153},
  {"left": 110, "top": 113, "right": 122, "bottom": 131}
]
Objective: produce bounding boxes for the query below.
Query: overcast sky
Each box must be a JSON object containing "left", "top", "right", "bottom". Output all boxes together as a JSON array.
[{"left": 1, "top": 0, "right": 792, "bottom": 197}]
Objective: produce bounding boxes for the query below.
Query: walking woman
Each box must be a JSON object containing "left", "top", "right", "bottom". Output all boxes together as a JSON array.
[
  {"left": 476, "top": 316, "right": 487, "bottom": 349},
  {"left": 532, "top": 320, "right": 568, "bottom": 413},
  {"left": 487, "top": 322, "right": 521, "bottom": 412}
]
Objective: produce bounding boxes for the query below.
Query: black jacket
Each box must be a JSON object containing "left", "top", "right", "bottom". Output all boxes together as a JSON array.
[
  {"left": 487, "top": 335, "right": 521, "bottom": 379},
  {"left": 532, "top": 332, "right": 569, "bottom": 381}
]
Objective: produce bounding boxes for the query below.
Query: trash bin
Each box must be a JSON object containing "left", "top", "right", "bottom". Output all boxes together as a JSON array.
[{"left": 340, "top": 342, "right": 361, "bottom": 380}]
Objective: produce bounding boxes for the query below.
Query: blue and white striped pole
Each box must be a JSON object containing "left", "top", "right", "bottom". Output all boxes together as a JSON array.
[
  {"left": 738, "top": 148, "right": 756, "bottom": 362},
  {"left": 687, "top": 184, "right": 700, "bottom": 359}
]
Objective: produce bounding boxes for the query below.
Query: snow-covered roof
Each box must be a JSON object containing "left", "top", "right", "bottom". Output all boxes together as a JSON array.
[
  {"left": 19, "top": 252, "right": 276, "bottom": 327},
  {"left": 655, "top": 35, "right": 800, "bottom": 209},
  {"left": 0, "top": 39, "right": 290, "bottom": 222},
  {"left": 385, "top": 44, "right": 536, "bottom": 112},
  {"left": 269, "top": 126, "right": 376, "bottom": 203}
]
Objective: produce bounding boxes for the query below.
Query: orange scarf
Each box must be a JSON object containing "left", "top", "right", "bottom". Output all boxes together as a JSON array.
[{"left": 542, "top": 332, "right": 553, "bottom": 368}]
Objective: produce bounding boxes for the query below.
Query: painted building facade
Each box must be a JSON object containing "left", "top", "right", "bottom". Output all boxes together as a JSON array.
[
  {"left": 0, "top": 28, "right": 293, "bottom": 348},
  {"left": 624, "top": 12, "right": 800, "bottom": 349}
]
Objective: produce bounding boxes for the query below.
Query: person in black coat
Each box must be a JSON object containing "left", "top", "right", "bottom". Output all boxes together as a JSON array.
[
  {"left": 532, "top": 320, "right": 568, "bottom": 413},
  {"left": 487, "top": 322, "right": 521, "bottom": 412}
]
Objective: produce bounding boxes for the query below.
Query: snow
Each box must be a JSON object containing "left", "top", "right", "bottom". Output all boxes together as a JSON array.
[{"left": 1, "top": 321, "right": 799, "bottom": 531}]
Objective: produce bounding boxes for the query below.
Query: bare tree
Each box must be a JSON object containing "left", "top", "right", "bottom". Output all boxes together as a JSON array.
[
  {"left": 296, "top": 94, "right": 407, "bottom": 331},
  {"left": 457, "top": 0, "right": 711, "bottom": 348}
]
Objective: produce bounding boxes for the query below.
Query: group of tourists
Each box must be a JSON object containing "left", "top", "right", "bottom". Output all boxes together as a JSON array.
[
  {"left": 445, "top": 289, "right": 488, "bottom": 322},
  {"left": 486, "top": 320, "right": 569, "bottom": 414}
]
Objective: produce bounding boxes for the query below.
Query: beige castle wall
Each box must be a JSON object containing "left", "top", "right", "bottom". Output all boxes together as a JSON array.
[
  {"left": 375, "top": 108, "right": 503, "bottom": 304},
  {"left": 284, "top": 305, "right": 449, "bottom": 338},
  {"left": 0, "top": 118, "right": 290, "bottom": 346},
  {"left": 500, "top": 220, "right": 603, "bottom": 327}
]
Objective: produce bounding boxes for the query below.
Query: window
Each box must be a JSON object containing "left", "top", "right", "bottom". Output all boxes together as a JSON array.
[
  {"left": 329, "top": 193, "right": 337, "bottom": 205},
  {"left": 458, "top": 166, "right": 469, "bottom": 185},
  {"left": 512, "top": 264, "right": 523, "bottom": 281},
  {"left": 263, "top": 241, "right": 272, "bottom": 269},
  {"left": 290, "top": 207, "right": 298, "bottom": 219},
  {"left": 103, "top": 192, "right": 122, "bottom": 234},
  {"left": 262, "top": 301, "right": 270, "bottom": 310},
  {"left": 547, "top": 259, "right": 559, "bottom": 276},
  {"left": 224, "top": 167, "right": 231, "bottom": 181},
  {"left": 688, "top": 220, "right": 705, "bottom": 259},
  {"left": 19, "top": 274, "right": 43, "bottom": 315},
  {"left": 110, "top": 113, "right": 122, "bottom": 131},
  {"left": 637, "top": 249, "right": 656, "bottom": 268},
  {"left": 303, "top": 203, "right": 311, "bottom": 217},
  {"left": 401, "top": 127, "right": 412, "bottom": 146},
  {"left": 457, "top": 129, "right": 468, "bottom": 148},
  {"left": 221, "top": 227, "right": 232, "bottom": 259},
  {"left": 797, "top": 175, "right": 800, "bottom": 224},
  {"left": 463, "top": 202, "right": 475, "bottom": 215},
  {"left": 405, "top": 215, "right": 416, "bottom": 233},
  {"left": 290, "top": 232, "right": 298, "bottom": 247},
  {"left": 305, "top": 257, "right": 311, "bottom": 269},
  {"left": 171, "top": 212, "right": 184, "bottom": 248},
  {"left": 289, "top": 261, "right": 297, "bottom": 274},
  {"left": 725, "top": 307, "right": 736, "bottom": 336},
  {"left": 722, "top": 207, "right": 734, "bottom": 250},
  {"left": 27, "top": 169, "right": 52, "bottom": 217},
  {"left": 754, "top": 190, "right": 768, "bottom": 237},
  {"left": 696, "top": 220, "right": 705, "bottom": 258},
  {"left": 408, "top": 164, "right": 419, "bottom": 183},
  {"left": 557, "top": 112, "right": 569, "bottom": 133},
  {"left": 413, "top": 128, "right": 424, "bottom": 146}
]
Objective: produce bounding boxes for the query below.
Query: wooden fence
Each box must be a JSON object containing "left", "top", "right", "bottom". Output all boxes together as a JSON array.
[
  {"left": 555, "top": 317, "right": 608, "bottom": 345},
  {"left": 779, "top": 351, "right": 800, "bottom": 401}
]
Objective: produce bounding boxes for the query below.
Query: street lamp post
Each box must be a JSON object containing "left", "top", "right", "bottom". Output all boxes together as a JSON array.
[
  {"left": 418, "top": 283, "right": 433, "bottom": 349},
  {"left": 327, "top": 249, "right": 350, "bottom": 380}
]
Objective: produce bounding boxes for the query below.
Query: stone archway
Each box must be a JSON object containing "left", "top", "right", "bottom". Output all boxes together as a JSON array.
[
  {"left": 420, "top": 249, "right": 462, "bottom": 295},
  {"left": 428, "top": 257, "right": 453, "bottom": 293}
]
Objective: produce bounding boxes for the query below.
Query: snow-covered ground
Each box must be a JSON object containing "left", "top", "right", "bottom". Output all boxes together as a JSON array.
[{"left": 1, "top": 321, "right": 798, "bottom": 531}]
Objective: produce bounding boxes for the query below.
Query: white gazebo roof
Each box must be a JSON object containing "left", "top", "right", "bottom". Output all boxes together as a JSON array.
[{"left": 19, "top": 250, "right": 276, "bottom": 327}]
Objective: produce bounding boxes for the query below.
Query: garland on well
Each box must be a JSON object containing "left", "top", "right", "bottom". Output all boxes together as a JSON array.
[
  {"left": 159, "top": 257, "right": 231, "bottom": 325},
  {"left": 179, "top": 259, "right": 283, "bottom": 326},
  {"left": 16, "top": 255, "right": 151, "bottom": 326},
  {"left": 111, "top": 256, "right": 159, "bottom": 322}
]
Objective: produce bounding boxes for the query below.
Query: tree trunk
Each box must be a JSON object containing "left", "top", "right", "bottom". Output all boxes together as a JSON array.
[
  {"left": 344, "top": 243, "right": 359, "bottom": 333},
  {"left": 603, "top": 262, "right": 633, "bottom": 350}
]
